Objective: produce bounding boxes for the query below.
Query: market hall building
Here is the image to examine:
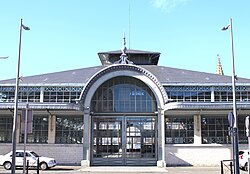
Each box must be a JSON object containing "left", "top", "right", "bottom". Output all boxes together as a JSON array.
[{"left": 1, "top": 41, "right": 250, "bottom": 167}]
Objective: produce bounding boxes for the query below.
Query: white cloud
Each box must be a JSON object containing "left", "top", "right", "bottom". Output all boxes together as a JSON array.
[{"left": 151, "top": 0, "right": 188, "bottom": 12}]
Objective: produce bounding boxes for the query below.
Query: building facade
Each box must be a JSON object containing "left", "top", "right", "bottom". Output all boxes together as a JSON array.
[{"left": 1, "top": 42, "right": 250, "bottom": 167}]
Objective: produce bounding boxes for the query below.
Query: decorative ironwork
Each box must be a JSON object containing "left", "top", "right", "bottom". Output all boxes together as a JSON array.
[
  {"left": 114, "top": 33, "right": 133, "bottom": 64},
  {"left": 44, "top": 86, "right": 83, "bottom": 92},
  {"left": 79, "top": 64, "right": 169, "bottom": 106},
  {"left": 164, "top": 86, "right": 211, "bottom": 91}
]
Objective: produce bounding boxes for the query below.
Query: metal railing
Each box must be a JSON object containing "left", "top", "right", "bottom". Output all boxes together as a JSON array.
[{"left": 221, "top": 159, "right": 234, "bottom": 174}]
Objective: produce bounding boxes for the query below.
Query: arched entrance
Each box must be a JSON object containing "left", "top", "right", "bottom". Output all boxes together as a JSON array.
[
  {"left": 79, "top": 64, "right": 168, "bottom": 167},
  {"left": 91, "top": 77, "right": 157, "bottom": 165}
]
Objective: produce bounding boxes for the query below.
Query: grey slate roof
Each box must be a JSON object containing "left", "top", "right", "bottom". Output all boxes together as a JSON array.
[
  {"left": 145, "top": 65, "right": 250, "bottom": 84},
  {"left": 1, "top": 65, "right": 250, "bottom": 85}
]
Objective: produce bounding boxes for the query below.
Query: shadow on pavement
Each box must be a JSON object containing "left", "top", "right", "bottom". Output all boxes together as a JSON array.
[{"left": 14, "top": 166, "right": 78, "bottom": 171}]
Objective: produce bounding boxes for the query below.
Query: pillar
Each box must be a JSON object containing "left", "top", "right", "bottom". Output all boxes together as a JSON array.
[
  {"left": 48, "top": 115, "right": 56, "bottom": 144},
  {"left": 157, "top": 108, "right": 166, "bottom": 167},
  {"left": 16, "top": 114, "right": 21, "bottom": 144},
  {"left": 81, "top": 107, "right": 90, "bottom": 167},
  {"left": 211, "top": 87, "right": 215, "bottom": 102},
  {"left": 40, "top": 87, "right": 44, "bottom": 102},
  {"left": 194, "top": 115, "right": 202, "bottom": 144}
]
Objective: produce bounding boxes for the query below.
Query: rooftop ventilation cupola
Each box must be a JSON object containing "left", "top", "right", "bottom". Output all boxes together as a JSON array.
[{"left": 98, "top": 34, "right": 161, "bottom": 66}]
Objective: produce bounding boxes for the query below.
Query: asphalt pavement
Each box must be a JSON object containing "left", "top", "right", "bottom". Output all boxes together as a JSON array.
[{"left": 0, "top": 165, "right": 248, "bottom": 174}]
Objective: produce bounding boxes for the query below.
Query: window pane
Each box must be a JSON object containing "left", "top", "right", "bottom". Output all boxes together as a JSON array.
[
  {"left": 55, "top": 116, "right": 83, "bottom": 144},
  {"left": 91, "top": 77, "right": 157, "bottom": 113},
  {"left": 165, "top": 117, "right": 194, "bottom": 144}
]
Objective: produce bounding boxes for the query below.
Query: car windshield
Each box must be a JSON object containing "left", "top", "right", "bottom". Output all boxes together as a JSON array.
[
  {"left": 30, "top": 151, "right": 39, "bottom": 157},
  {"left": 239, "top": 151, "right": 244, "bottom": 155}
]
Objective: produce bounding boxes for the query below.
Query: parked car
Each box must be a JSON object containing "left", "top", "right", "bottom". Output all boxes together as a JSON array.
[
  {"left": 0, "top": 150, "right": 56, "bottom": 170},
  {"left": 239, "top": 150, "right": 249, "bottom": 171}
]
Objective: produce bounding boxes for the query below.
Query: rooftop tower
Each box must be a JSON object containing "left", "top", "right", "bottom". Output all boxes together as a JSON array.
[
  {"left": 216, "top": 54, "right": 224, "bottom": 75},
  {"left": 98, "top": 34, "right": 160, "bottom": 66}
]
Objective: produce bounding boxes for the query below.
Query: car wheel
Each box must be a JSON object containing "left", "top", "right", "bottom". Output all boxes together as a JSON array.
[
  {"left": 3, "top": 161, "right": 12, "bottom": 170},
  {"left": 244, "top": 163, "right": 248, "bottom": 171},
  {"left": 39, "top": 162, "right": 48, "bottom": 170}
]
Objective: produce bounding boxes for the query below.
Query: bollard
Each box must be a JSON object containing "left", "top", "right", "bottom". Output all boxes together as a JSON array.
[
  {"left": 230, "top": 161, "right": 233, "bottom": 174},
  {"left": 37, "top": 157, "right": 39, "bottom": 174},
  {"left": 220, "top": 160, "right": 224, "bottom": 174},
  {"left": 26, "top": 160, "right": 29, "bottom": 174}
]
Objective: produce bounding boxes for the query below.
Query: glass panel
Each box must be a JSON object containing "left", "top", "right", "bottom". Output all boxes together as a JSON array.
[
  {"left": 126, "top": 117, "right": 156, "bottom": 158},
  {"left": 55, "top": 116, "right": 83, "bottom": 144},
  {"left": 165, "top": 117, "right": 194, "bottom": 144},
  {"left": 91, "top": 77, "right": 157, "bottom": 113},
  {"left": 92, "top": 116, "right": 156, "bottom": 163},
  {"left": 201, "top": 116, "right": 230, "bottom": 144},
  {"left": 19, "top": 115, "right": 48, "bottom": 144},
  {"left": 93, "top": 117, "right": 123, "bottom": 158},
  {"left": 0, "top": 116, "right": 12, "bottom": 143}
]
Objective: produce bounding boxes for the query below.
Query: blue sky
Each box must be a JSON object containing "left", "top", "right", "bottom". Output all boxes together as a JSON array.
[{"left": 0, "top": 0, "right": 250, "bottom": 80}]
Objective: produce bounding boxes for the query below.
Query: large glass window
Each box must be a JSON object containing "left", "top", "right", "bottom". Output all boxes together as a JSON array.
[
  {"left": 43, "top": 86, "right": 82, "bottom": 103},
  {"left": 55, "top": 116, "right": 83, "bottom": 144},
  {"left": 20, "top": 115, "right": 48, "bottom": 143},
  {"left": 91, "top": 77, "right": 157, "bottom": 113},
  {"left": 214, "top": 91, "right": 250, "bottom": 102},
  {"left": 19, "top": 91, "right": 40, "bottom": 102},
  {"left": 165, "top": 86, "right": 211, "bottom": 102},
  {"left": 201, "top": 116, "right": 230, "bottom": 144},
  {"left": 238, "top": 116, "right": 248, "bottom": 144},
  {"left": 165, "top": 86, "right": 250, "bottom": 102},
  {"left": 165, "top": 117, "right": 194, "bottom": 144},
  {"left": 0, "top": 116, "right": 12, "bottom": 143}
]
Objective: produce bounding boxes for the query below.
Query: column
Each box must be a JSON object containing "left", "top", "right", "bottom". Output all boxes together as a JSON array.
[
  {"left": 40, "top": 87, "right": 44, "bottom": 102},
  {"left": 48, "top": 115, "right": 56, "bottom": 144},
  {"left": 81, "top": 107, "right": 90, "bottom": 167},
  {"left": 194, "top": 115, "right": 202, "bottom": 144},
  {"left": 157, "top": 108, "right": 166, "bottom": 167},
  {"left": 211, "top": 87, "right": 215, "bottom": 102},
  {"left": 16, "top": 114, "right": 21, "bottom": 144}
]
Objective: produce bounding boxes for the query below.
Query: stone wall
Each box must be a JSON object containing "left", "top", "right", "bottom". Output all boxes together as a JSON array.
[
  {"left": 165, "top": 144, "right": 248, "bottom": 166},
  {"left": 0, "top": 144, "right": 83, "bottom": 165}
]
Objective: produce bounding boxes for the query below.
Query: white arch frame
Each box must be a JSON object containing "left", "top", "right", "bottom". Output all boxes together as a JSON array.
[
  {"left": 79, "top": 64, "right": 168, "bottom": 109},
  {"left": 80, "top": 64, "right": 167, "bottom": 167}
]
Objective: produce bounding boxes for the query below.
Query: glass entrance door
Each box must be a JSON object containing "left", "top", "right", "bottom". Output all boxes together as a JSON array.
[
  {"left": 126, "top": 117, "right": 156, "bottom": 165},
  {"left": 91, "top": 116, "right": 156, "bottom": 166},
  {"left": 92, "top": 117, "right": 123, "bottom": 165}
]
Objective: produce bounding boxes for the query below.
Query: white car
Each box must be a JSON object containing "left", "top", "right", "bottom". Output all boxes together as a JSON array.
[
  {"left": 239, "top": 150, "right": 249, "bottom": 171},
  {"left": 0, "top": 150, "right": 56, "bottom": 170}
]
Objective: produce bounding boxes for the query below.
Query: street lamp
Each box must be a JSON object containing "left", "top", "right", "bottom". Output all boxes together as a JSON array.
[
  {"left": 222, "top": 18, "right": 239, "bottom": 174},
  {"left": 11, "top": 18, "right": 30, "bottom": 174},
  {"left": 0, "top": 56, "right": 9, "bottom": 59}
]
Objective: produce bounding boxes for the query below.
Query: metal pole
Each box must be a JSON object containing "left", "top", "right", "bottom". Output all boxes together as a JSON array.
[
  {"left": 23, "top": 103, "right": 28, "bottom": 174},
  {"left": 11, "top": 18, "right": 23, "bottom": 174},
  {"left": 248, "top": 136, "right": 250, "bottom": 174},
  {"left": 229, "top": 18, "right": 240, "bottom": 174}
]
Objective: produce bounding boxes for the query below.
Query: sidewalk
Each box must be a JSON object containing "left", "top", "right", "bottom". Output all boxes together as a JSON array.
[
  {"left": 1, "top": 166, "right": 247, "bottom": 174},
  {"left": 79, "top": 166, "right": 223, "bottom": 174},
  {"left": 80, "top": 166, "right": 168, "bottom": 173}
]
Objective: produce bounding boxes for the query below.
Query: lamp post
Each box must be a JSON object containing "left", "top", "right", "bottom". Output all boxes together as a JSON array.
[
  {"left": 222, "top": 18, "right": 239, "bottom": 174},
  {"left": 11, "top": 18, "right": 30, "bottom": 174},
  {"left": 0, "top": 56, "right": 9, "bottom": 59}
]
